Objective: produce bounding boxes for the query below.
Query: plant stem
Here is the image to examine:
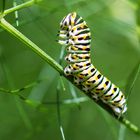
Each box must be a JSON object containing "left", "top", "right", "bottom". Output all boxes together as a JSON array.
[
  {"left": 3, "top": 0, "right": 41, "bottom": 16},
  {"left": 121, "top": 117, "right": 140, "bottom": 135},
  {"left": 0, "top": 18, "right": 140, "bottom": 136},
  {"left": 0, "top": 18, "right": 63, "bottom": 74}
]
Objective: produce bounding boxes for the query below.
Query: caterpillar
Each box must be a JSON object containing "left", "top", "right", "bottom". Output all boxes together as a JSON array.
[{"left": 57, "top": 12, "right": 127, "bottom": 116}]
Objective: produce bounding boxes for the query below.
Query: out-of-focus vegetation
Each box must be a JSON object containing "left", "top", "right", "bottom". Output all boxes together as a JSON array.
[{"left": 0, "top": 0, "right": 140, "bottom": 140}]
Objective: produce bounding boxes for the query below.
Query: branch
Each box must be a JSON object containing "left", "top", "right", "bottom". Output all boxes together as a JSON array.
[
  {"left": 3, "top": 0, "right": 42, "bottom": 16},
  {"left": 0, "top": 18, "right": 63, "bottom": 74},
  {"left": 0, "top": 80, "right": 41, "bottom": 94},
  {"left": 0, "top": 18, "right": 140, "bottom": 135}
]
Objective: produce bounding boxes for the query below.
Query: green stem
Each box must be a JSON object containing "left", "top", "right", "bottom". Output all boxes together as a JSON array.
[
  {"left": 0, "top": 18, "right": 63, "bottom": 74},
  {"left": 3, "top": 0, "right": 41, "bottom": 16},
  {"left": 0, "top": 18, "right": 140, "bottom": 136},
  {"left": 121, "top": 118, "right": 140, "bottom": 135},
  {"left": 0, "top": 80, "right": 40, "bottom": 94}
]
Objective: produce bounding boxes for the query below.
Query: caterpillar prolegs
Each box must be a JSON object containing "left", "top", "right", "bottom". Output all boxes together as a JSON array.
[{"left": 57, "top": 12, "right": 127, "bottom": 116}]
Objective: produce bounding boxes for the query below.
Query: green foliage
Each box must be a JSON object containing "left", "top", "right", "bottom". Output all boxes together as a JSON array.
[{"left": 0, "top": 0, "right": 140, "bottom": 140}]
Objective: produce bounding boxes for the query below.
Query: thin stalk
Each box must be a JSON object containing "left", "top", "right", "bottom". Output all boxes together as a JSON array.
[
  {"left": 3, "top": 0, "right": 41, "bottom": 16},
  {"left": 56, "top": 81, "right": 66, "bottom": 140},
  {"left": 127, "top": 62, "right": 140, "bottom": 99},
  {"left": 0, "top": 18, "right": 63, "bottom": 74},
  {"left": 0, "top": 80, "right": 41, "bottom": 94}
]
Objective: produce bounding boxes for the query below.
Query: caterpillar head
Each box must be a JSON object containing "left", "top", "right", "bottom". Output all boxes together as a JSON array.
[{"left": 60, "top": 12, "right": 77, "bottom": 31}]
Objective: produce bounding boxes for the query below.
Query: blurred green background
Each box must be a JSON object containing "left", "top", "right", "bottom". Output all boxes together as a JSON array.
[{"left": 0, "top": 0, "right": 140, "bottom": 140}]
